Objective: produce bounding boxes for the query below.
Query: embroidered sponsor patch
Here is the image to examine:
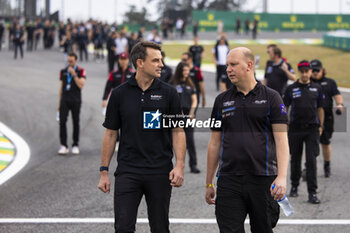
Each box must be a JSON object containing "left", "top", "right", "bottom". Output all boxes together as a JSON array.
[
  {"left": 150, "top": 95, "right": 163, "bottom": 100},
  {"left": 222, "top": 107, "right": 236, "bottom": 113},
  {"left": 223, "top": 101, "right": 235, "bottom": 107},
  {"left": 254, "top": 100, "right": 267, "bottom": 104},
  {"left": 309, "top": 88, "right": 317, "bottom": 92},
  {"left": 280, "top": 104, "right": 287, "bottom": 115}
]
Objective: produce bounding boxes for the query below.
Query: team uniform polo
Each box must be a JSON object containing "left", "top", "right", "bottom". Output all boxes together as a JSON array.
[
  {"left": 264, "top": 60, "right": 294, "bottom": 96},
  {"left": 189, "top": 67, "right": 203, "bottom": 105},
  {"left": 103, "top": 75, "right": 182, "bottom": 175},
  {"left": 283, "top": 81, "right": 324, "bottom": 127},
  {"left": 283, "top": 81, "right": 324, "bottom": 195},
  {"left": 102, "top": 67, "right": 135, "bottom": 100},
  {"left": 210, "top": 82, "right": 286, "bottom": 233},
  {"left": 311, "top": 77, "right": 340, "bottom": 144},
  {"left": 211, "top": 82, "right": 288, "bottom": 176}
]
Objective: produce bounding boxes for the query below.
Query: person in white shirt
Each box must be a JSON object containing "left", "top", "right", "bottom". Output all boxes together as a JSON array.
[{"left": 212, "top": 36, "right": 230, "bottom": 91}]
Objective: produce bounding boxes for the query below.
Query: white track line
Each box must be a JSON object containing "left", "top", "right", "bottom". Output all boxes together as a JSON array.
[
  {"left": 0, "top": 218, "right": 350, "bottom": 225},
  {"left": 0, "top": 122, "right": 30, "bottom": 185}
]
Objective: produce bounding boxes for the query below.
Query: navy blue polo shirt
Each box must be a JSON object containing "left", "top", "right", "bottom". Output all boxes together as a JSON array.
[
  {"left": 210, "top": 82, "right": 288, "bottom": 176},
  {"left": 283, "top": 81, "right": 324, "bottom": 126},
  {"left": 311, "top": 77, "right": 340, "bottom": 115},
  {"left": 103, "top": 75, "right": 182, "bottom": 175}
]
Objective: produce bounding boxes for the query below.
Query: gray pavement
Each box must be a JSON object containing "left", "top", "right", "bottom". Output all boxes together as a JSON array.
[{"left": 0, "top": 46, "right": 349, "bottom": 233}]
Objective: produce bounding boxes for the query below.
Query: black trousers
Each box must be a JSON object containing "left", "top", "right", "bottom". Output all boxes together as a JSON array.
[
  {"left": 114, "top": 173, "right": 172, "bottom": 233},
  {"left": 216, "top": 175, "right": 279, "bottom": 233},
  {"left": 289, "top": 126, "right": 320, "bottom": 194},
  {"left": 184, "top": 126, "right": 197, "bottom": 167},
  {"left": 79, "top": 44, "right": 88, "bottom": 61},
  {"left": 216, "top": 65, "right": 226, "bottom": 90},
  {"left": 14, "top": 42, "right": 23, "bottom": 59},
  {"left": 27, "top": 38, "right": 33, "bottom": 51},
  {"left": 108, "top": 54, "right": 115, "bottom": 73},
  {"left": 59, "top": 100, "right": 81, "bottom": 147}
]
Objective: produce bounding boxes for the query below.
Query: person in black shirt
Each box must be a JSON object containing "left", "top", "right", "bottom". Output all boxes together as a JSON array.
[
  {"left": 206, "top": 47, "right": 289, "bottom": 233},
  {"left": 58, "top": 21, "right": 66, "bottom": 43},
  {"left": 181, "top": 52, "right": 206, "bottom": 107},
  {"left": 264, "top": 45, "right": 296, "bottom": 96},
  {"left": 77, "top": 29, "right": 88, "bottom": 62},
  {"left": 60, "top": 31, "right": 74, "bottom": 65},
  {"left": 102, "top": 52, "right": 135, "bottom": 108},
  {"left": 192, "top": 20, "right": 198, "bottom": 37},
  {"left": 43, "top": 19, "right": 50, "bottom": 49},
  {"left": 244, "top": 18, "right": 250, "bottom": 35},
  {"left": 283, "top": 60, "right": 324, "bottom": 204},
  {"left": 57, "top": 52, "right": 86, "bottom": 155},
  {"left": 34, "top": 19, "right": 42, "bottom": 50},
  {"left": 98, "top": 41, "right": 186, "bottom": 233},
  {"left": 188, "top": 36, "right": 204, "bottom": 68},
  {"left": 26, "top": 20, "right": 35, "bottom": 51},
  {"left": 310, "top": 59, "right": 344, "bottom": 177},
  {"left": 252, "top": 18, "right": 258, "bottom": 40},
  {"left": 106, "top": 31, "right": 117, "bottom": 73},
  {"left": 159, "top": 51, "right": 173, "bottom": 83},
  {"left": 12, "top": 24, "right": 25, "bottom": 59},
  {"left": 170, "top": 62, "right": 200, "bottom": 173}
]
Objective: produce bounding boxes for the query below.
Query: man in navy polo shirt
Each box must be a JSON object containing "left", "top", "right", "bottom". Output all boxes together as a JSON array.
[
  {"left": 206, "top": 47, "right": 290, "bottom": 233},
  {"left": 283, "top": 60, "right": 324, "bottom": 204},
  {"left": 98, "top": 41, "right": 186, "bottom": 233}
]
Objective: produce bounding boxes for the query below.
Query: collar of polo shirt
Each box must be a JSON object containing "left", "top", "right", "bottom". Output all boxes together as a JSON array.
[
  {"left": 231, "top": 81, "right": 261, "bottom": 96},
  {"left": 128, "top": 74, "right": 162, "bottom": 91}
]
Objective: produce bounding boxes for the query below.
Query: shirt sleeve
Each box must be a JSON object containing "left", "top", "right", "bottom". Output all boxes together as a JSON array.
[
  {"left": 103, "top": 91, "right": 121, "bottom": 130},
  {"left": 59, "top": 70, "right": 63, "bottom": 80},
  {"left": 210, "top": 96, "right": 223, "bottom": 131},
  {"left": 331, "top": 79, "right": 340, "bottom": 96},
  {"left": 282, "top": 86, "right": 292, "bottom": 107},
  {"left": 78, "top": 68, "right": 87, "bottom": 79},
  {"left": 270, "top": 92, "right": 288, "bottom": 124},
  {"left": 287, "top": 63, "right": 294, "bottom": 73}
]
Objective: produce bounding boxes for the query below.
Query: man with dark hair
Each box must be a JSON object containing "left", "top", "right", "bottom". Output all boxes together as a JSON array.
[
  {"left": 283, "top": 60, "right": 324, "bottom": 204},
  {"left": 206, "top": 47, "right": 289, "bottom": 232},
  {"left": 98, "top": 41, "right": 186, "bottom": 233},
  {"left": 57, "top": 52, "right": 86, "bottom": 155},
  {"left": 310, "top": 59, "right": 344, "bottom": 177},
  {"left": 264, "top": 45, "right": 296, "bottom": 96}
]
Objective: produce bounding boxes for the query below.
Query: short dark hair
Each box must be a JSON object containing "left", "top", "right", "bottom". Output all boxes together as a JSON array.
[
  {"left": 68, "top": 52, "right": 78, "bottom": 60},
  {"left": 272, "top": 47, "right": 282, "bottom": 58},
  {"left": 130, "top": 41, "right": 162, "bottom": 68},
  {"left": 267, "top": 44, "right": 277, "bottom": 49},
  {"left": 182, "top": 52, "right": 193, "bottom": 59}
]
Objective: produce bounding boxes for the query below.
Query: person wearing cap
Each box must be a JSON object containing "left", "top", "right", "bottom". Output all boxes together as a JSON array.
[
  {"left": 283, "top": 60, "right": 324, "bottom": 204},
  {"left": 98, "top": 41, "right": 186, "bottom": 233},
  {"left": 263, "top": 46, "right": 296, "bottom": 96},
  {"left": 206, "top": 47, "right": 289, "bottom": 232},
  {"left": 102, "top": 52, "right": 135, "bottom": 108},
  {"left": 310, "top": 59, "right": 344, "bottom": 177}
]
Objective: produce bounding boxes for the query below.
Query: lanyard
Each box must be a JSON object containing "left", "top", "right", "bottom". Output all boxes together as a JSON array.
[{"left": 67, "top": 65, "right": 77, "bottom": 85}]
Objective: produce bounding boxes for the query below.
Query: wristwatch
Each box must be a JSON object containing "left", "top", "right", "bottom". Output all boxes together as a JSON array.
[{"left": 99, "top": 166, "right": 109, "bottom": 172}]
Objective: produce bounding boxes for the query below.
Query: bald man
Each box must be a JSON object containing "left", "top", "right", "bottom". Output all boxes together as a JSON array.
[{"left": 205, "top": 47, "right": 290, "bottom": 233}]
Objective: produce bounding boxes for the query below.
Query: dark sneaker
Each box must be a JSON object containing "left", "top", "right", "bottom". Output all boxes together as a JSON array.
[
  {"left": 289, "top": 186, "right": 298, "bottom": 197},
  {"left": 324, "top": 163, "right": 331, "bottom": 178},
  {"left": 190, "top": 166, "right": 201, "bottom": 174},
  {"left": 301, "top": 168, "right": 307, "bottom": 181},
  {"left": 308, "top": 193, "right": 321, "bottom": 204}
]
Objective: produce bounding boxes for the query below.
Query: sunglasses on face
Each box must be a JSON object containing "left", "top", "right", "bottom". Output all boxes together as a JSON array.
[{"left": 312, "top": 69, "right": 320, "bottom": 73}]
